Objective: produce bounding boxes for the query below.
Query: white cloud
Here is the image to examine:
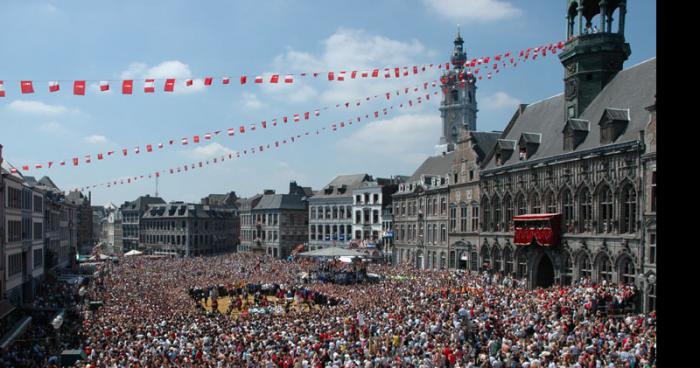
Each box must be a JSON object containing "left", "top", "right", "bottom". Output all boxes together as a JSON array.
[
  {"left": 481, "top": 91, "right": 521, "bottom": 110},
  {"left": 336, "top": 113, "right": 441, "bottom": 165},
  {"left": 38, "top": 121, "right": 64, "bottom": 133},
  {"left": 119, "top": 60, "right": 205, "bottom": 94},
  {"left": 183, "top": 142, "right": 235, "bottom": 160},
  {"left": 241, "top": 92, "right": 265, "bottom": 110},
  {"left": 7, "top": 100, "right": 73, "bottom": 115},
  {"left": 85, "top": 134, "right": 108, "bottom": 145},
  {"left": 422, "top": 0, "right": 522, "bottom": 22},
  {"left": 264, "top": 28, "right": 435, "bottom": 104}
]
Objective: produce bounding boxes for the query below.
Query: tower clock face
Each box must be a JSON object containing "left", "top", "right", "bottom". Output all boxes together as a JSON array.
[{"left": 565, "top": 79, "right": 577, "bottom": 100}]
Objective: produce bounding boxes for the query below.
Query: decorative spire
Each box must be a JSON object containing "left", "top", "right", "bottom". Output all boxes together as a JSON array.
[{"left": 451, "top": 26, "right": 466, "bottom": 69}]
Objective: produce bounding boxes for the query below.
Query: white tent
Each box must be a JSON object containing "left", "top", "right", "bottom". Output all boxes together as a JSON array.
[
  {"left": 298, "top": 247, "right": 367, "bottom": 258},
  {"left": 124, "top": 250, "right": 144, "bottom": 257}
]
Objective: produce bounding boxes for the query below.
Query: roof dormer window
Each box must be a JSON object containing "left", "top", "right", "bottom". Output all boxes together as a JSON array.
[
  {"left": 517, "top": 133, "right": 541, "bottom": 160},
  {"left": 599, "top": 108, "right": 630, "bottom": 144},
  {"left": 562, "top": 119, "right": 590, "bottom": 151}
]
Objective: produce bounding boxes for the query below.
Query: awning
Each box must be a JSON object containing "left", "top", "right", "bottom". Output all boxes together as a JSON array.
[{"left": 513, "top": 213, "right": 561, "bottom": 221}]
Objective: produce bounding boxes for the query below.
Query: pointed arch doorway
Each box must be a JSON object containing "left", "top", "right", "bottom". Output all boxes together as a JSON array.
[{"left": 535, "top": 254, "right": 555, "bottom": 288}]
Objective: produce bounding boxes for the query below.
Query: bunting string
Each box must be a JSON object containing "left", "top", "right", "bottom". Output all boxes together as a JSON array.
[
  {"left": 74, "top": 91, "right": 441, "bottom": 192},
  {"left": 0, "top": 40, "right": 566, "bottom": 98},
  {"left": 8, "top": 80, "right": 441, "bottom": 173}
]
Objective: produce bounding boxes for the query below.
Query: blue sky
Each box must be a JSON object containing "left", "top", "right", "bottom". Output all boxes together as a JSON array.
[{"left": 0, "top": 0, "right": 656, "bottom": 206}]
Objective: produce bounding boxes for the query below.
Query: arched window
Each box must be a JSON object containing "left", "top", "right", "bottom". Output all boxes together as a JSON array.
[
  {"left": 440, "top": 197, "right": 447, "bottom": 214},
  {"left": 621, "top": 185, "right": 637, "bottom": 233},
  {"left": 503, "top": 247, "right": 513, "bottom": 275},
  {"left": 481, "top": 246, "right": 490, "bottom": 270},
  {"left": 599, "top": 185, "right": 614, "bottom": 233},
  {"left": 516, "top": 194, "right": 527, "bottom": 215},
  {"left": 545, "top": 191, "right": 556, "bottom": 214},
  {"left": 619, "top": 256, "right": 636, "bottom": 285},
  {"left": 579, "top": 187, "right": 592, "bottom": 233},
  {"left": 492, "top": 248, "right": 501, "bottom": 273},
  {"left": 578, "top": 254, "right": 592, "bottom": 281},
  {"left": 516, "top": 252, "right": 527, "bottom": 278},
  {"left": 561, "top": 189, "right": 574, "bottom": 232},
  {"left": 561, "top": 251, "right": 573, "bottom": 285},
  {"left": 598, "top": 255, "right": 613, "bottom": 284},
  {"left": 482, "top": 197, "right": 491, "bottom": 231},
  {"left": 503, "top": 195, "right": 513, "bottom": 231},
  {"left": 440, "top": 252, "right": 447, "bottom": 270},
  {"left": 493, "top": 195, "right": 502, "bottom": 231},
  {"left": 433, "top": 198, "right": 438, "bottom": 216},
  {"left": 530, "top": 192, "right": 541, "bottom": 214}
]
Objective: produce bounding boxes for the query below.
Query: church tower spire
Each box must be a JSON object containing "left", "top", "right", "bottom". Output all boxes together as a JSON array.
[{"left": 437, "top": 28, "right": 477, "bottom": 154}]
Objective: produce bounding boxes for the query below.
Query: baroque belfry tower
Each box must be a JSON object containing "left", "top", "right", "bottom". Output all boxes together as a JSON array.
[
  {"left": 437, "top": 28, "right": 477, "bottom": 154},
  {"left": 559, "top": 0, "right": 630, "bottom": 119}
]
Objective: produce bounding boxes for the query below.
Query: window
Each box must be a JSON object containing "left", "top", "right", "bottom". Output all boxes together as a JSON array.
[
  {"left": 440, "top": 198, "right": 447, "bottom": 214},
  {"left": 503, "top": 195, "right": 513, "bottom": 231},
  {"left": 482, "top": 198, "right": 491, "bottom": 231},
  {"left": 33, "top": 195, "right": 43, "bottom": 212},
  {"left": 649, "top": 234, "right": 656, "bottom": 264},
  {"left": 517, "top": 253, "right": 527, "bottom": 278},
  {"left": 454, "top": 173, "right": 458, "bottom": 184},
  {"left": 460, "top": 206, "right": 468, "bottom": 232},
  {"left": 332, "top": 206, "right": 338, "bottom": 219},
  {"left": 561, "top": 190, "right": 574, "bottom": 232},
  {"left": 492, "top": 248, "right": 501, "bottom": 272},
  {"left": 503, "top": 248, "right": 513, "bottom": 275},
  {"left": 372, "top": 210, "right": 379, "bottom": 224},
  {"left": 599, "top": 186, "right": 614, "bottom": 233},
  {"left": 440, "top": 224, "right": 446, "bottom": 243},
  {"left": 311, "top": 206, "right": 317, "bottom": 220},
  {"left": 373, "top": 193, "right": 379, "bottom": 204},
  {"left": 492, "top": 196, "right": 502, "bottom": 232},
  {"left": 621, "top": 185, "right": 637, "bottom": 233},
  {"left": 449, "top": 207, "right": 457, "bottom": 231},
  {"left": 561, "top": 251, "right": 572, "bottom": 285},
  {"left": 8, "top": 253, "right": 22, "bottom": 276},
  {"left": 356, "top": 195, "right": 362, "bottom": 204},
  {"left": 33, "top": 222, "right": 43, "bottom": 240},
  {"left": 619, "top": 257, "right": 636, "bottom": 285},
  {"left": 578, "top": 255, "right": 592, "bottom": 280},
  {"left": 469, "top": 170, "right": 474, "bottom": 181},
  {"left": 22, "top": 218, "right": 32, "bottom": 240},
  {"left": 496, "top": 152, "right": 502, "bottom": 166},
  {"left": 531, "top": 193, "right": 541, "bottom": 214},
  {"left": 545, "top": 191, "right": 556, "bottom": 214},
  {"left": 516, "top": 194, "right": 527, "bottom": 216},
  {"left": 579, "top": 188, "right": 592, "bottom": 232},
  {"left": 519, "top": 146, "right": 527, "bottom": 160},
  {"left": 651, "top": 170, "right": 656, "bottom": 212},
  {"left": 363, "top": 209, "right": 370, "bottom": 224},
  {"left": 8, "top": 187, "right": 21, "bottom": 209},
  {"left": 471, "top": 205, "right": 479, "bottom": 232},
  {"left": 598, "top": 256, "right": 613, "bottom": 283},
  {"left": 648, "top": 284, "right": 656, "bottom": 312}
]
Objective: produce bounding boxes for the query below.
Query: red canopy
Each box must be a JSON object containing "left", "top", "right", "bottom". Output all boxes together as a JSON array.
[{"left": 513, "top": 213, "right": 560, "bottom": 221}]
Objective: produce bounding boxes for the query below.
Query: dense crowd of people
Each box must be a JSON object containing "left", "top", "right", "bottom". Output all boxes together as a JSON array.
[{"left": 58, "top": 253, "right": 656, "bottom": 367}]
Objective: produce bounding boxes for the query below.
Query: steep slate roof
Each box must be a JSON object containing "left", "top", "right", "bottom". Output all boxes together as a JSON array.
[
  {"left": 254, "top": 194, "right": 306, "bottom": 210},
  {"left": 483, "top": 58, "right": 656, "bottom": 169},
  {"left": 313, "top": 174, "right": 372, "bottom": 198},
  {"left": 470, "top": 132, "right": 500, "bottom": 162},
  {"left": 143, "top": 203, "right": 233, "bottom": 219},
  {"left": 39, "top": 176, "right": 60, "bottom": 190},
  {"left": 409, "top": 152, "right": 454, "bottom": 181},
  {"left": 122, "top": 195, "right": 166, "bottom": 211}
]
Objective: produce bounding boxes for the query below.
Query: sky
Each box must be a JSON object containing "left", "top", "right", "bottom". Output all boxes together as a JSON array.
[{"left": 0, "top": 0, "right": 656, "bottom": 207}]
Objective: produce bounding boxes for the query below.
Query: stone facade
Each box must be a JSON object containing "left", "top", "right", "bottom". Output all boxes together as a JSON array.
[
  {"left": 350, "top": 178, "right": 402, "bottom": 254},
  {"left": 392, "top": 153, "right": 452, "bottom": 270},
  {"left": 474, "top": 5, "right": 655, "bottom": 310},
  {"left": 66, "top": 190, "right": 93, "bottom": 256},
  {"left": 140, "top": 202, "right": 237, "bottom": 257},
  {"left": 308, "top": 174, "right": 373, "bottom": 250},
  {"left": 238, "top": 194, "right": 263, "bottom": 253},
  {"left": 119, "top": 195, "right": 166, "bottom": 253}
]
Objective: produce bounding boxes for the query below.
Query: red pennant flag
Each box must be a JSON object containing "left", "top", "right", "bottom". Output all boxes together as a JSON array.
[
  {"left": 302, "top": 112, "right": 308, "bottom": 120},
  {"left": 49, "top": 81, "right": 60, "bottom": 92},
  {"left": 144, "top": 79, "right": 155, "bottom": 93},
  {"left": 270, "top": 74, "right": 279, "bottom": 83},
  {"left": 164, "top": 78, "right": 175, "bottom": 92},
  {"left": 73, "top": 80, "right": 86, "bottom": 95},
  {"left": 239, "top": 126, "right": 245, "bottom": 133},
  {"left": 293, "top": 114, "right": 300, "bottom": 122},
  {"left": 193, "top": 135, "right": 200, "bottom": 143},
  {"left": 374, "top": 111, "right": 379, "bottom": 118},
  {"left": 384, "top": 69, "right": 391, "bottom": 78},
  {"left": 250, "top": 123, "right": 256, "bottom": 131},
  {"left": 0, "top": 81, "right": 5, "bottom": 97},
  {"left": 204, "top": 77, "right": 213, "bottom": 86},
  {"left": 228, "top": 128, "right": 234, "bottom": 136},
  {"left": 146, "top": 144, "right": 152, "bottom": 152},
  {"left": 22, "top": 165, "right": 29, "bottom": 171},
  {"left": 122, "top": 80, "right": 133, "bottom": 94},
  {"left": 72, "top": 157, "right": 79, "bottom": 166},
  {"left": 314, "top": 110, "right": 319, "bottom": 116},
  {"left": 261, "top": 121, "right": 267, "bottom": 129},
  {"left": 48, "top": 161, "right": 53, "bottom": 168},
  {"left": 122, "top": 148, "right": 128, "bottom": 156},
  {"left": 371, "top": 69, "right": 379, "bottom": 78},
  {"left": 272, "top": 119, "right": 277, "bottom": 126},
  {"left": 204, "top": 133, "right": 212, "bottom": 140},
  {"left": 361, "top": 71, "right": 368, "bottom": 78},
  {"left": 97, "top": 153, "right": 104, "bottom": 160},
  {"left": 181, "top": 137, "right": 188, "bottom": 145},
  {"left": 413, "top": 66, "right": 418, "bottom": 74},
  {"left": 283, "top": 116, "right": 288, "bottom": 123},
  {"left": 351, "top": 71, "right": 357, "bottom": 79},
  {"left": 186, "top": 79, "right": 193, "bottom": 86},
  {"left": 394, "top": 68, "right": 400, "bottom": 77},
  {"left": 99, "top": 81, "right": 110, "bottom": 91},
  {"left": 239, "top": 76, "right": 247, "bottom": 84},
  {"left": 34, "top": 164, "right": 43, "bottom": 169},
  {"left": 222, "top": 76, "right": 231, "bottom": 84},
  {"left": 284, "top": 75, "right": 293, "bottom": 83},
  {"left": 386, "top": 92, "right": 391, "bottom": 100},
  {"left": 158, "top": 143, "right": 163, "bottom": 149},
  {"left": 409, "top": 100, "right": 413, "bottom": 106},
  {"left": 254, "top": 76, "right": 263, "bottom": 83},
  {"left": 21, "top": 81, "right": 34, "bottom": 94},
  {"left": 134, "top": 147, "right": 140, "bottom": 154},
  {"left": 328, "top": 72, "right": 334, "bottom": 81}
]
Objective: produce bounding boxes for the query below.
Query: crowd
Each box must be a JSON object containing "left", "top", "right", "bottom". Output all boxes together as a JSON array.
[{"left": 66, "top": 253, "right": 655, "bottom": 367}]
